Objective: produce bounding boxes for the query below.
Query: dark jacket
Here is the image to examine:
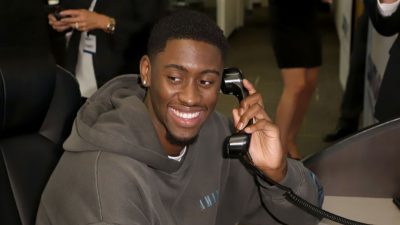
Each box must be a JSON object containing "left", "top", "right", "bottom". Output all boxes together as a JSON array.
[
  {"left": 0, "top": 0, "right": 52, "bottom": 59},
  {"left": 36, "top": 74, "right": 322, "bottom": 225}
]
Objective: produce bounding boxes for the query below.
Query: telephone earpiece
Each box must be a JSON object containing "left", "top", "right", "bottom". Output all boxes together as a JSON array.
[{"left": 221, "top": 67, "right": 252, "bottom": 158}]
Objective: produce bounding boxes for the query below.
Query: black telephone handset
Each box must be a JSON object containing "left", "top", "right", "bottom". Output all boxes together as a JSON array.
[
  {"left": 220, "top": 68, "right": 369, "bottom": 225},
  {"left": 221, "top": 67, "right": 252, "bottom": 158}
]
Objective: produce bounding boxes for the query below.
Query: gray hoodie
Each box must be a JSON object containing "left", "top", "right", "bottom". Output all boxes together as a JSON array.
[{"left": 36, "top": 74, "right": 322, "bottom": 225}]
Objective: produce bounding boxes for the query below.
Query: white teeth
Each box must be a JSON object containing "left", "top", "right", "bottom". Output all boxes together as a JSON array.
[{"left": 171, "top": 108, "right": 200, "bottom": 119}]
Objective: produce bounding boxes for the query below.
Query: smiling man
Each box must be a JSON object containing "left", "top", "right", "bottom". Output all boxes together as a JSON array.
[
  {"left": 141, "top": 38, "right": 223, "bottom": 156},
  {"left": 36, "top": 10, "right": 322, "bottom": 225}
]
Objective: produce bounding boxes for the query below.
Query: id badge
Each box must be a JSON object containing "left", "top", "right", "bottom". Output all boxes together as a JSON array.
[{"left": 83, "top": 34, "right": 96, "bottom": 54}]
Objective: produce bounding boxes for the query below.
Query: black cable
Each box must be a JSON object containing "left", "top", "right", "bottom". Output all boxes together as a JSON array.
[{"left": 241, "top": 157, "right": 371, "bottom": 225}]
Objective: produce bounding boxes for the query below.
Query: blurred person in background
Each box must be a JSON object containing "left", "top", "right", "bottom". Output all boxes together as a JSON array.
[
  {"left": 48, "top": 0, "right": 167, "bottom": 98},
  {"left": 324, "top": 0, "right": 370, "bottom": 142},
  {"left": 369, "top": 0, "right": 400, "bottom": 122},
  {"left": 269, "top": 0, "right": 322, "bottom": 159}
]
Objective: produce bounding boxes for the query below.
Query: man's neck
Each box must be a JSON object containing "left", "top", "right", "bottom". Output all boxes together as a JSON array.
[
  {"left": 159, "top": 136, "right": 185, "bottom": 156},
  {"left": 168, "top": 146, "right": 187, "bottom": 162}
]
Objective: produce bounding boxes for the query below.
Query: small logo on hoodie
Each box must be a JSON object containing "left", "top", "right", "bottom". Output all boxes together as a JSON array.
[{"left": 199, "top": 190, "right": 219, "bottom": 210}]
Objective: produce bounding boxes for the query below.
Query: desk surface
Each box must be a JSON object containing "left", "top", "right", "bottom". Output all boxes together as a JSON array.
[{"left": 318, "top": 196, "right": 400, "bottom": 225}]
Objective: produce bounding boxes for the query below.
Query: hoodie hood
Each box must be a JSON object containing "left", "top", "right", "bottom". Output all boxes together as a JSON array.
[{"left": 63, "top": 74, "right": 182, "bottom": 172}]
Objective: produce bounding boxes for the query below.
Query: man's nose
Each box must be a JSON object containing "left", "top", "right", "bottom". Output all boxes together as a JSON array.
[{"left": 178, "top": 81, "right": 201, "bottom": 106}]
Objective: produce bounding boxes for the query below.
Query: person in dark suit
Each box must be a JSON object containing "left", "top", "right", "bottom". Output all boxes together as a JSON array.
[
  {"left": 48, "top": 0, "right": 167, "bottom": 97},
  {"left": 369, "top": 0, "right": 400, "bottom": 122},
  {"left": 324, "top": 1, "right": 370, "bottom": 142}
]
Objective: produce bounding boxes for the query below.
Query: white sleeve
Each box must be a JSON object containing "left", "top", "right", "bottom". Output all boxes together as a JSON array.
[{"left": 377, "top": 0, "right": 400, "bottom": 17}]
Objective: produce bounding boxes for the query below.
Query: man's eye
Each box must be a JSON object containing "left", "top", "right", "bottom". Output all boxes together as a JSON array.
[
  {"left": 168, "top": 76, "right": 181, "bottom": 83},
  {"left": 200, "top": 80, "right": 214, "bottom": 87}
]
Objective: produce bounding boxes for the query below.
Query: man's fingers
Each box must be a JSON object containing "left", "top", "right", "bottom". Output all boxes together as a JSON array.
[
  {"left": 232, "top": 108, "right": 241, "bottom": 130},
  {"left": 48, "top": 14, "right": 57, "bottom": 22},
  {"left": 59, "top": 9, "right": 81, "bottom": 17},
  {"left": 243, "top": 79, "right": 257, "bottom": 95}
]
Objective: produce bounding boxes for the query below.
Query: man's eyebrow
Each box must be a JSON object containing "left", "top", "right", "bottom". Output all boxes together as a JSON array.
[
  {"left": 164, "top": 64, "right": 220, "bottom": 76},
  {"left": 201, "top": 69, "right": 220, "bottom": 77},
  {"left": 165, "top": 64, "right": 188, "bottom": 72}
]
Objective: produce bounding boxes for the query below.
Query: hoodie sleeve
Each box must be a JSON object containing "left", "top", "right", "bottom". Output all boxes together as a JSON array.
[
  {"left": 239, "top": 159, "right": 323, "bottom": 225},
  {"left": 35, "top": 151, "right": 153, "bottom": 225}
]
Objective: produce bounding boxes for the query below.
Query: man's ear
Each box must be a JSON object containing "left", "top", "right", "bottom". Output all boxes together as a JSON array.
[{"left": 140, "top": 55, "right": 151, "bottom": 87}]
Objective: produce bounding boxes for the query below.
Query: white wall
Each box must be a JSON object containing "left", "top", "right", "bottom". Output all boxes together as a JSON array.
[
  {"left": 335, "top": 0, "right": 353, "bottom": 89},
  {"left": 217, "top": 0, "right": 244, "bottom": 37}
]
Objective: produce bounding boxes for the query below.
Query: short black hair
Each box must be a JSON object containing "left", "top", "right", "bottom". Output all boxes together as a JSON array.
[{"left": 147, "top": 9, "right": 229, "bottom": 61}]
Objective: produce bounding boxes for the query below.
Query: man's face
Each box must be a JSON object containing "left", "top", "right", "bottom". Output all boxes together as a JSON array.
[{"left": 141, "top": 39, "right": 223, "bottom": 148}]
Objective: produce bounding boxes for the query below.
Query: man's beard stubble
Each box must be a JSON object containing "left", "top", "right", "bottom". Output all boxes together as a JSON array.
[{"left": 165, "top": 130, "right": 198, "bottom": 147}]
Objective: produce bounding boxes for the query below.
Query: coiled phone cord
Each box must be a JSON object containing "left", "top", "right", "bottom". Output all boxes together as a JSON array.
[{"left": 240, "top": 157, "right": 370, "bottom": 225}]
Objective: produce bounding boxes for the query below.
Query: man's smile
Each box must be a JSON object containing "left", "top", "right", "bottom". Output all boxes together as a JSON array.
[
  {"left": 170, "top": 108, "right": 201, "bottom": 119},
  {"left": 169, "top": 107, "right": 204, "bottom": 127}
]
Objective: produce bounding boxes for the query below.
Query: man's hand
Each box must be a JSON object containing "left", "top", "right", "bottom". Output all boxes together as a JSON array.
[{"left": 232, "top": 79, "right": 287, "bottom": 183}]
